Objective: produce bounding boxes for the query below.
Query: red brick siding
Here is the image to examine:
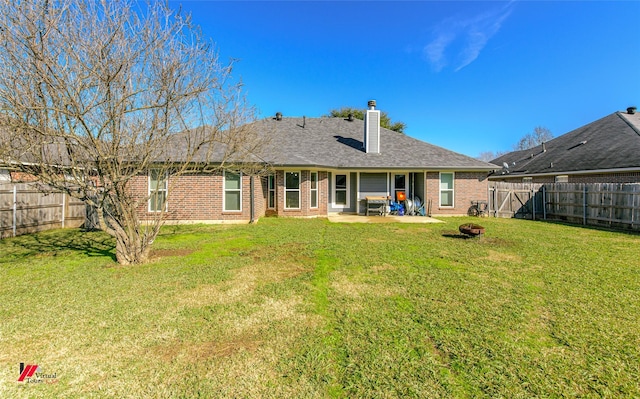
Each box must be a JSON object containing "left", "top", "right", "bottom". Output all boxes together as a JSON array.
[
  {"left": 9, "top": 171, "right": 39, "bottom": 182},
  {"left": 425, "top": 172, "right": 489, "bottom": 215},
  {"left": 491, "top": 172, "right": 640, "bottom": 184},
  {"left": 567, "top": 172, "right": 640, "bottom": 183},
  {"left": 131, "top": 171, "right": 266, "bottom": 223},
  {"left": 273, "top": 170, "right": 328, "bottom": 217},
  {"left": 130, "top": 169, "right": 492, "bottom": 220}
]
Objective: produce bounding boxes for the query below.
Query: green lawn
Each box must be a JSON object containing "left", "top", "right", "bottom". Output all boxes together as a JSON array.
[{"left": 1, "top": 217, "right": 639, "bottom": 398}]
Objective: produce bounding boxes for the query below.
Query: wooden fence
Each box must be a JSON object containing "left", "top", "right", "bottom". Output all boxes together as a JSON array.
[
  {"left": 489, "top": 182, "right": 640, "bottom": 230},
  {"left": 489, "top": 182, "right": 545, "bottom": 219},
  {"left": 0, "top": 182, "right": 86, "bottom": 238}
]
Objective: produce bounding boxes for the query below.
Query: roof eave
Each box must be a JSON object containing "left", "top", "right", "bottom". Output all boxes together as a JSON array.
[{"left": 488, "top": 166, "right": 640, "bottom": 179}]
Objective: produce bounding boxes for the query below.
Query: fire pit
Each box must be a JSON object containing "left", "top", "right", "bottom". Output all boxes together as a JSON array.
[{"left": 459, "top": 223, "right": 485, "bottom": 237}]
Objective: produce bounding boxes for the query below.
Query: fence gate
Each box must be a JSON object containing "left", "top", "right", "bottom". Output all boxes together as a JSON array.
[{"left": 489, "top": 183, "right": 544, "bottom": 219}]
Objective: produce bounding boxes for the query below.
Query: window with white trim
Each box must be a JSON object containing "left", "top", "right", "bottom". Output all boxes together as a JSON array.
[
  {"left": 267, "top": 174, "right": 276, "bottom": 209},
  {"left": 285, "top": 171, "right": 300, "bottom": 209},
  {"left": 149, "top": 169, "right": 168, "bottom": 212},
  {"left": 310, "top": 172, "right": 318, "bottom": 208},
  {"left": 334, "top": 174, "right": 348, "bottom": 207},
  {"left": 439, "top": 172, "right": 454, "bottom": 207},
  {"left": 555, "top": 175, "right": 568, "bottom": 183},
  {"left": 224, "top": 171, "right": 242, "bottom": 211}
]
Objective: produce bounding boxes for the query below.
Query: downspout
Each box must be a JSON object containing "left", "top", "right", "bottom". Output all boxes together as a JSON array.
[{"left": 249, "top": 175, "right": 255, "bottom": 224}]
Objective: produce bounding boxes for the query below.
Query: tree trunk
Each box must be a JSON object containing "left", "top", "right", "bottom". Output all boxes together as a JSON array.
[
  {"left": 95, "top": 200, "right": 154, "bottom": 265},
  {"left": 114, "top": 229, "right": 151, "bottom": 265}
]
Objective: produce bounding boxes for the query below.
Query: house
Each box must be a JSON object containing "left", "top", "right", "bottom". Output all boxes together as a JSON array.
[
  {"left": 132, "top": 100, "right": 496, "bottom": 223},
  {"left": 490, "top": 107, "right": 640, "bottom": 184}
]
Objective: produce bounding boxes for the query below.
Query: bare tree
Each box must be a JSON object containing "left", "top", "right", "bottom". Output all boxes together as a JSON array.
[
  {"left": 514, "top": 126, "right": 554, "bottom": 151},
  {"left": 476, "top": 150, "right": 507, "bottom": 162},
  {"left": 0, "top": 0, "right": 262, "bottom": 264}
]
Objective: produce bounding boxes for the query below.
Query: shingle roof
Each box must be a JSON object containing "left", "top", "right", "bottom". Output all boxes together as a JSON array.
[
  {"left": 491, "top": 111, "right": 640, "bottom": 177},
  {"left": 2, "top": 115, "right": 496, "bottom": 171},
  {"left": 255, "top": 116, "right": 496, "bottom": 170}
]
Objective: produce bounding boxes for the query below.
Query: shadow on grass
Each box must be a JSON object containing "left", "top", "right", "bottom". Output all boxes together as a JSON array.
[
  {"left": 0, "top": 228, "right": 116, "bottom": 262},
  {"left": 539, "top": 219, "right": 640, "bottom": 236},
  {"left": 441, "top": 230, "right": 474, "bottom": 240}
]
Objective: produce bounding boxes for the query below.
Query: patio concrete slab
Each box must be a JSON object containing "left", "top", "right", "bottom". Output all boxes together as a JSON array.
[{"left": 327, "top": 213, "right": 444, "bottom": 224}]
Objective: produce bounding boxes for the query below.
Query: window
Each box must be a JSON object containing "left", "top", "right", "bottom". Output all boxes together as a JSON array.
[
  {"left": 285, "top": 171, "right": 300, "bottom": 209},
  {"left": 334, "top": 174, "right": 348, "bottom": 206},
  {"left": 439, "top": 172, "right": 454, "bottom": 207},
  {"left": 149, "top": 169, "right": 168, "bottom": 212},
  {"left": 224, "top": 171, "right": 242, "bottom": 211},
  {"left": 394, "top": 174, "right": 406, "bottom": 201},
  {"left": 310, "top": 172, "right": 318, "bottom": 208},
  {"left": 0, "top": 168, "right": 10, "bottom": 182},
  {"left": 555, "top": 175, "right": 568, "bottom": 183},
  {"left": 523, "top": 177, "right": 533, "bottom": 183},
  {"left": 267, "top": 174, "right": 276, "bottom": 209}
]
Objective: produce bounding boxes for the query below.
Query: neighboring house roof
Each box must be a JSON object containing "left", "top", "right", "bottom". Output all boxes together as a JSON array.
[
  {"left": 490, "top": 109, "right": 640, "bottom": 177},
  {"left": 254, "top": 116, "right": 496, "bottom": 170}
]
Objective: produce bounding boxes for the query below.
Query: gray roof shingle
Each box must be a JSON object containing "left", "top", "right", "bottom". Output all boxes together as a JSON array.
[
  {"left": 491, "top": 111, "right": 640, "bottom": 176},
  {"left": 256, "top": 117, "right": 496, "bottom": 170},
  {"left": 2, "top": 115, "right": 496, "bottom": 171}
]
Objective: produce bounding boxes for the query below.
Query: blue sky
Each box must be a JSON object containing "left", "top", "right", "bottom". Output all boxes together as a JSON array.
[{"left": 169, "top": 1, "right": 640, "bottom": 158}]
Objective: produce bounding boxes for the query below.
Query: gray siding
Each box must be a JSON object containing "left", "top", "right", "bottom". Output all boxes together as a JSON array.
[{"left": 365, "top": 111, "right": 380, "bottom": 154}]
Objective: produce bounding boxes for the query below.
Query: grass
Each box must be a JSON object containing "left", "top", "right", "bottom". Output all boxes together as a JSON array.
[{"left": 0, "top": 217, "right": 639, "bottom": 398}]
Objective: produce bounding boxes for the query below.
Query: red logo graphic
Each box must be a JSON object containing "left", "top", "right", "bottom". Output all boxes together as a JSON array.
[{"left": 18, "top": 363, "right": 39, "bottom": 382}]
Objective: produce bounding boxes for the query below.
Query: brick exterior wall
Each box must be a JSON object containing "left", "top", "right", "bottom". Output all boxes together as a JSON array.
[
  {"left": 130, "top": 169, "right": 491, "bottom": 221},
  {"left": 131, "top": 169, "right": 330, "bottom": 222},
  {"left": 491, "top": 171, "right": 640, "bottom": 184},
  {"left": 273, "top": 170, "right": 328, "bottom": 217},
  {"left": 9, "top": 171, "right": 40, "bottom": 182},
  {"left": 568, "top": 172, "right": 640, "bottom": 183},
  {"left": 425, "top": 171, "right": 489, "bottom": 216},
  {"left": 132, "top": 171, "right": 266, "bottom": 223}
]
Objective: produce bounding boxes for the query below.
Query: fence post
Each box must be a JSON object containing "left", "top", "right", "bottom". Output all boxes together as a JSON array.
[
  {"left": 633, "top": 190, "right": 637, "bottom": 229},
  {"left": 489, "top": 186, "right": 494, "bottom": 217},
  {"left": 583, "top": 185, "right": 587, "bottom": 225},
  {"left": 542, "top": 185, "right": 547, "bottom": 220},
  {"left": 532, "top": 188, "right": 536, "bottom": 221},
  {"left": 609, "top": 186, "right": 614, "bottom": 227},
  {"left": 12, "top": 184, "right": 17, "bottom": 237},
  {"left": 61, "top": 193, "right": 66, "bottom": 228}
]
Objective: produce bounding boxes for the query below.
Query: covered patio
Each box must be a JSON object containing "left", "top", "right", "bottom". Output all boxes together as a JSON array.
[{"left": 327, "top": 213, "right": 443, "bottom": 224}]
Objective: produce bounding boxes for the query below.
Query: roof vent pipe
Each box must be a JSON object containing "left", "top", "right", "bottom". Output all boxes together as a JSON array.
[
  {"left": 628, "top": 106, "right": 637, "bottom": 115},
  {"left": 368, "top": 100, "right": 376, "bottom": 110},
  {"left": 347, "top": 113, "right": 354, "bottom": 122},
  {"left": 275, "top": 112, "right": 282, "bottom": 121},
  {"left": 542, "top": 142, "right": 546, "bottom": 152}
]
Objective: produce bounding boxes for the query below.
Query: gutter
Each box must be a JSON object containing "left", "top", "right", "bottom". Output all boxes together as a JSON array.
[
  {"left": 271, "top": 163, "right": 496, "bottom": 172},
  {"left": 487, "top": 166, "right": 640, "bottom": 179}
]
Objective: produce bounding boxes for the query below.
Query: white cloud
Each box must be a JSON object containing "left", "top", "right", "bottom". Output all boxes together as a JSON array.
[
  {"left": 424, "top": 2, "right": 515, "bottom": 72},
  {"left": 424, "top": 32, "right": 456, "bottom": 72}
]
